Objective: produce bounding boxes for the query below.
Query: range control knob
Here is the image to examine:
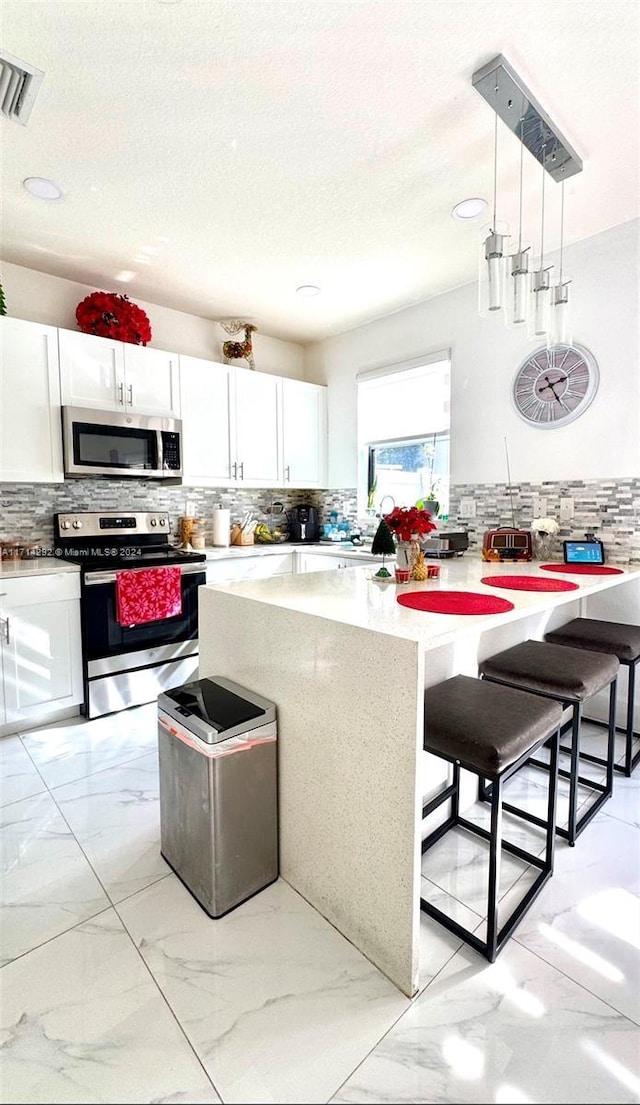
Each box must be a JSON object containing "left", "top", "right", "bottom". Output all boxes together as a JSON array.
[
  {"left": 72, "top": 521, "right": 83, "bottom": 529},
  {"left": 150, "top": 518, "right": 157, "bottom": 527},
  {"left": 60, "top": 520, "right": 71, "bottom": 530},
  {"left": 159, "top": 518, "right": 167, "bottom": 526}
]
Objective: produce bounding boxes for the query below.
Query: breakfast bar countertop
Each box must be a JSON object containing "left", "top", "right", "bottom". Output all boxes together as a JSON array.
[
  {"left": 202, "top": 555, "right": 640, "bottom": 648},
  {"left": 198, "top": 555, "right": 640, "bottom": 1001}
]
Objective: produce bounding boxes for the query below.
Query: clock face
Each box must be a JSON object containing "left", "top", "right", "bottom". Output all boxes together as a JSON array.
[{"left": 512, "top": 344, "right": 599, "bottom": 428}]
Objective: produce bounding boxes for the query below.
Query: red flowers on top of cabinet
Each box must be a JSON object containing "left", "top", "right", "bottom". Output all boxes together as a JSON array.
[{"left": 75, "top": 291, "right": 152, "bottom": 346}]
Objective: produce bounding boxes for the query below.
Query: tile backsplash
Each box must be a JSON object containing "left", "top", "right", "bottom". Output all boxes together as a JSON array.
[{"left": 0, "top": 478, "right": 637, "bottom": 563}]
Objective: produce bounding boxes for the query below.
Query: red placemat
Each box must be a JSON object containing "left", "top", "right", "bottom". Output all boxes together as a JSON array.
[
  {"left": 540, "top": 563, "right": 624, "bottom": 576},
  {"left": 397, "top": 590, "right": 514, "bottom": 615},
  {"left": 480, "top": 574, "right": 579, "bottom": 592}
]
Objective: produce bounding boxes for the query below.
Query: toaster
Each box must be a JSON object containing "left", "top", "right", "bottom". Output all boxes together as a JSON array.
[
  {"left": 482, "top": 527, "right": 533, "bottom": 562},
  {"left": 422, "top": 531, "right": 469, "bottom": 558}
]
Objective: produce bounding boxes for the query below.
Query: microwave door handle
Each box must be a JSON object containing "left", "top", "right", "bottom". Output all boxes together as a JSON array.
[{"left": 157, "top": 429, "right": 165, "bottom": 471}]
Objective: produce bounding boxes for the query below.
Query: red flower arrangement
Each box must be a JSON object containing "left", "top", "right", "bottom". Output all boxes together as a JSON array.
[
  {"left": 383, "top": 505, "right": 437, "bottom": 543},
  {"left": 75, "top": 291, "right": 152, "bottom": 346}
]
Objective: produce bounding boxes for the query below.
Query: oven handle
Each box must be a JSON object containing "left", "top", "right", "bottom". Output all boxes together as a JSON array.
[{"left": 84, "top": 563, "right": 206, "bottom": 585}]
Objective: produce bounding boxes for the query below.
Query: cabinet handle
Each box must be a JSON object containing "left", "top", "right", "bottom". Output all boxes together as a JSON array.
[
  {"left": 1, "top": 616, "right": 9, "bottom": 645},
  {"left": 238, "top": 461, "right": 244, "bottom": 480},
  {"left": 127, "top": 383, "right": 133, "bottom": 406},
  {"left": 285, "top": 465, "right": 290, "bottom": 482},
  {"left": 118, "top": 382, "right": 124, "bottom": 405},
  {"left": 231, "top": 461, "right": 237, "bottom": 479}
]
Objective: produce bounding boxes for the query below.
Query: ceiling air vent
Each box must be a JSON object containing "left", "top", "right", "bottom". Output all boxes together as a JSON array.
[{"left": 0, "top": 51, "right": 44, "bottom": 124}]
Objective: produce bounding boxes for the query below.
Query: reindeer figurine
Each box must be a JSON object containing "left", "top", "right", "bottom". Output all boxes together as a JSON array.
[{"left": 222, "top": 323, "right": 257, "bottom": 369}]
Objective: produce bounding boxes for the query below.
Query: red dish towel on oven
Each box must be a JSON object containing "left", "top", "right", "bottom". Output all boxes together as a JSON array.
[{"left": 115, "top": 566, "right": 183, "bottom": 627}]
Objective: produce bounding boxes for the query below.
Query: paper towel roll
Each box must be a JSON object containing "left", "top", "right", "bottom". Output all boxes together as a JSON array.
[{"left": 212, "top": 508, "right": 231, "bottom": 547}]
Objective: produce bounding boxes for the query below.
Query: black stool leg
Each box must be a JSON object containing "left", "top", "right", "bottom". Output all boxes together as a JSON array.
[
  {"left": 567, "top": 703, "right": 581, "bottom": 847},
  {"left": 487, "top": 775, "right": 502, "bottom": 962},
  {"left": 624, "top": 660, "right": 639, "bottom": 777},
  {"left": 545, "top": 731, "right": 559, "bottom": 874}
]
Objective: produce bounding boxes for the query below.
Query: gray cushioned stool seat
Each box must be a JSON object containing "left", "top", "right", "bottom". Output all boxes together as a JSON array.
[
  {"left": 479, "top": 639, "right": 619, "bottom": 701},
  {"left": 545, "top": 618, "right": 640, "bottom": 777},
  {"left": 545, "top": 618, "right": 640, "bottom": 662},
  {"left": 421, "top": 674, "right": 561, "bottom": 962},
  {"left": 478, "top": 638, "right": 619, "bottom": 845},
  {"left": 425, "top": 675, "right": 562, "bottom": 778}
]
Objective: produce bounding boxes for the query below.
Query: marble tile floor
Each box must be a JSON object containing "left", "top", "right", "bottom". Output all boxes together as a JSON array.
[{"left": 0, "top": 708, "right": 638, "bottom": 1104}]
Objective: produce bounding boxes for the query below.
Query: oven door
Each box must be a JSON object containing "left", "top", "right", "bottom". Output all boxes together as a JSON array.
[{"left": 82, "top": 562, "right": 206, "bottom": 667}]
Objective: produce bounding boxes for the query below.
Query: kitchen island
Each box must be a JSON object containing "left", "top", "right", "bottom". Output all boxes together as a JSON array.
[{"left": 198, "top": 557, "right": 640, "bottom": 997}]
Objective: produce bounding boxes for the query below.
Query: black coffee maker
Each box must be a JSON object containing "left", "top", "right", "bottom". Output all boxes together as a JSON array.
[{"left": 288, "top": 504, "right": 320, "bottom": 543}]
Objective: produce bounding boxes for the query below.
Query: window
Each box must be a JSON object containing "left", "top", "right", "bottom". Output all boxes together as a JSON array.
[{"left": 357, "top": 352, "right": 451, "bottom": 519}]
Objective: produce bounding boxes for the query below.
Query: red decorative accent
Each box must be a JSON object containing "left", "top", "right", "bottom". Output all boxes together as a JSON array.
[
  {"left": 76, "top": 291, "right": 152, "bottom": 345},
  {"left": 115, "top": 567, "right": 182, "bottom": 626},
  {"left": 540, "top": 563, "right": 624, "bottom": 576},
  {"left": 383, "top": 506, "right": 437, "bottom": 543},
  {"left": 397, "top": 591, "right": 514, "bottom": 615},
  {"left": 480, "top": 574, "right": 579, "bottom": 592}
]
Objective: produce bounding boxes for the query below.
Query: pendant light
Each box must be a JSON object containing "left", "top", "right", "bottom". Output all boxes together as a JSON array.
[
  {"left": 506, "top": 105, "right": 530, "bottom": 327},
  {"left": 479, "top": 80, "right": 509, "bottom": 316},
  {"left": 550, "top": 178, "right": 572, "bottom": 345},
  {"left": 528, "top": 145, "right": 553, "bottom": 342}
]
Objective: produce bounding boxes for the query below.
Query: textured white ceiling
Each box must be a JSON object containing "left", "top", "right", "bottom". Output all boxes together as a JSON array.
[{"left": 1, "top": 0, "right": 638, "bottom": 343}]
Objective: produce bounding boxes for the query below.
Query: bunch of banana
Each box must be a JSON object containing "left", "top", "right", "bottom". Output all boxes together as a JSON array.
[{"left": 254, "top": 522, "right": 274, "bottom": 543}]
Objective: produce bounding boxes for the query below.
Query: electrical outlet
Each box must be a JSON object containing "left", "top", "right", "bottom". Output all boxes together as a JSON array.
[
  {"left": 560, "top": 497, "right": 574, "bottom": 522},
  {"left": 184, "top": 500, "right": 195, "bottom": 517},
  {"left": 460, "top": 498, "right": 476, "bottom": 518},
  {"left": 342, "top": 500, "right": 351, "bottom": 515},
  {"left": 532, "top": 495, "right": 547, "bottom": 518}
]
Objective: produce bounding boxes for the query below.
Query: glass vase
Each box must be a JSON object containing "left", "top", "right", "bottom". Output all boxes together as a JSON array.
[{"left": 396, "top": 539, "right": 420, "bottom": 572}]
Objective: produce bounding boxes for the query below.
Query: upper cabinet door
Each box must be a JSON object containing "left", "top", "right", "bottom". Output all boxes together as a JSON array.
[
  {"left": 0, "top": 317, "right": 64, "bottom": 483},
  {"left": 58, "top": 329, "right": 124, "bottom": 410},
  {"left": 180, "top": 355, "right": 233, "bottom": 484},
  {"left": 122, "top": 345, "right": 181, "bottom": 417},
  {"left": 281, "top": 378, "right": 327, "bottom": 487},
  {"left": 232, "top": 369, "right": 280, "bottom": 485}
]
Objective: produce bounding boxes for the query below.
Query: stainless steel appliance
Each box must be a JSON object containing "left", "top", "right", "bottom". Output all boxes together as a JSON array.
[
  {"left": 54, "top": 511, "right": 205, "bottom": 717},
  {"left": 422, "top": 531, "right": 469, "bottom": 558},
  {"left": 62, "top": 406, "right": 183, "bottom": 479},
  {"left": 158, "top": 676, "right": 278, "bottom": 917},
  {"left": 288, "top": 504, "right": 320, "bottom": 543}
]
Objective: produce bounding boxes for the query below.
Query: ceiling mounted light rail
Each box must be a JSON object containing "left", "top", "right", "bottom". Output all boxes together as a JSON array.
[{"left": 472, "top": 55, "right": 582, "bottom": 182}]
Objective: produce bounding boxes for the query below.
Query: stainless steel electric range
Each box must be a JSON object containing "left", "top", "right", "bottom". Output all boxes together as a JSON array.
[{"left": 54, "top": 511, "right": 206, "bottom": 718}]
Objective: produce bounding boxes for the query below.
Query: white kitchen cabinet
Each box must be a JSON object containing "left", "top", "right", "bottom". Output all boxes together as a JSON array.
[
  {"left": 281, "top": 378, "right": 327, "bottom": 488},
  {"left": 180, "top": 355, "right": 234, "bottom": 484},
  {"left": 0, "top": 573, "right": 83, "bottom": 727},
  {"left": 296, "top": 551, "right": 375, "bottom": 573},
  {"left": 233, "top": 368, "right": 281, "bottom": 485},
  {"left": 59, "top": 329, "right": 180, "bottom": 417},
  {"left": 205, "top": 552, "right": 293, "bottom": 584},
  {"left": 181, "top": 357, "right": 280, "bottom": 487},
  {"left": 0, "top": 317, "right": 64, "bottom": 483}
]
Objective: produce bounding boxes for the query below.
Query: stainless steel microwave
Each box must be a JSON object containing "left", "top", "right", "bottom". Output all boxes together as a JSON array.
[{"left": 62, "top": 406, "right": 183, "bottom": 479}]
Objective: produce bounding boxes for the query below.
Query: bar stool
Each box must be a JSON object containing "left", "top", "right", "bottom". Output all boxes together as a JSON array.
[
  {"left": 545, "top": 618, "right": 640, "bottom": 777},
  {"left": 479, "top": 640, "right": 619, "bottom": 846},
  {"left": 421, "top": 675, "right": 562, "bottom": 962}
]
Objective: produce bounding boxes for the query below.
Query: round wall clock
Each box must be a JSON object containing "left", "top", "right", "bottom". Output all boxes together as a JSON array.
[{"left": 512, "top": 344, "right": 599, "bottom": 428}]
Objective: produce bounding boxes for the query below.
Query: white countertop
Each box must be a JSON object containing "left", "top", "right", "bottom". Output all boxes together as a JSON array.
[
  {"left": 202, "top": 542, "right": 379, "bottom": 561},
  {"left": 0, "top": 558, "right": 80, "bottom": 580},
  {"left": 204, "top": 556, "right": 640, "bottom": 650}
]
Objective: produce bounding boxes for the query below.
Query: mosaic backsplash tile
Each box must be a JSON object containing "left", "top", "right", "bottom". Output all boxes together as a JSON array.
[{"left": 0, "top": 479, "right": 636, "bottom": 564}]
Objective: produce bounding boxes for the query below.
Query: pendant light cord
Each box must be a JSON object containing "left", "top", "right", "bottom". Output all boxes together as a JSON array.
[
  {"left": 540, "top": 144, "right": 546, "bottom": 268},
  {"left": 559, "top": 178, "right": 565, "bottom": 284},
  {"left": 518, "top": 105, "right": 525, "bottom": 252},
  {"left": 492, "top": 81, "right": 498, "bottom": 231}
]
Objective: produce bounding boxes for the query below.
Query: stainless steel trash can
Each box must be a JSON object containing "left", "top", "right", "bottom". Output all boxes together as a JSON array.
[{"left": 158, "top": 676, "right": 278, "bottom": 918}]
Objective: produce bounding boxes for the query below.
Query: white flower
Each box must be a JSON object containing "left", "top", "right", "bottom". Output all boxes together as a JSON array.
[{"left": 531, "top": 516, "right": 559, "bottom": 536}]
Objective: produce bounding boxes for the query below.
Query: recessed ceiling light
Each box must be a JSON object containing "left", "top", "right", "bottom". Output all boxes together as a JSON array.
[
  {"left": 23, "top": 176, "right": 63, "bottom": 201},
  {"left": 451, "top": 197, "right": 487, "bottom": 221},
  {"left": 296, "top": 285, "right": 321, "bottom": 297}
]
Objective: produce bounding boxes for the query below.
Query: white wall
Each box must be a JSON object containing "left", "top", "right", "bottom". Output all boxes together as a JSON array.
[
  {"left": 0, "top": 262, "right": 304, "bottom": 379},
  {"left": 305, "top": 220, "right": 639, "bottom": 488}
]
